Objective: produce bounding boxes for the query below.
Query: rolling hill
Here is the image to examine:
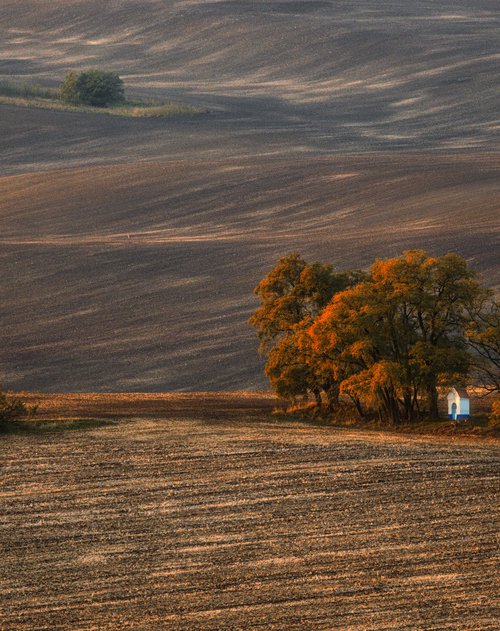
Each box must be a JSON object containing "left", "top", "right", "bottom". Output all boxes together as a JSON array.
[{"left": 1, "top": 0, "right": 499, "bottom": 391}]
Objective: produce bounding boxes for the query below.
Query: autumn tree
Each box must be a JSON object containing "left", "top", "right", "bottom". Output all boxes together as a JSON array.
[
  {"left": 310, "top": 251, "right": 486, "bottom": 423},
  {"left": 264, "top": 331, "right": 320, "bottom": 405},
  {"left": 249, "top": 253, "right": 364, "bottom": 407},
  {"left": 263, "top": 323, "right": 347, "bottom": 409},
  {"left": 251, "top": 250, "right": 494, "bottom": 423},
  {"left": 466, "top": 297, "right": 499, "bottom": 394}
]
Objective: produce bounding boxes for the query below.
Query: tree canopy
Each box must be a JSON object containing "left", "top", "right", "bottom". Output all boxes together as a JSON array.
[
  {"left": 466, "top": 297, "right": 500, "bottom": 394},
  {"left": 250, "top": 250, "right": 495, "bottom": 424},
  {"left": 60, "top": 69, "right": 125, "bottom": 107},
  {"left": 249, "top": 253, "right": 366, "bottom": 409}
]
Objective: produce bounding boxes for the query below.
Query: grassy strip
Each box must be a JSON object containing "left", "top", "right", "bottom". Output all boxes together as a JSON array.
[
  {"left": 0, "top": 79, "right": 56, "bottom": 99},
  {"left": 116, "top": 102, "right": 205, "bottom": 117},
  {"left": 0, "top": 80, "right": 205, "bottom": 117}
]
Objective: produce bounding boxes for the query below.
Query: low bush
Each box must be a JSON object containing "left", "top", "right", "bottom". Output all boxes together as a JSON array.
[
  {"left": 0, "top": 389, "right": 35, "bottom": 429},
  {"left": 60, "top": 69, "right": 125, "bottom": 107},
  {"left": 1, "top": 74, "right": 204, "bottom": 118}
]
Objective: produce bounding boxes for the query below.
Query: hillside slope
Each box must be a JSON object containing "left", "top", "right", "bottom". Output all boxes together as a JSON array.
[
  {"left": 0, "top": 1, "right": 499, "bottom": 391},
  {"left": 2, "top": 154, "right": 498, "bottom": 391},
  {"left": 1, "top": 0, "right": 499, "bottom": 154}
]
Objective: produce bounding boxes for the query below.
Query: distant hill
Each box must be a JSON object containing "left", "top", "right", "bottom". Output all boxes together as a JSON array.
[
  {"left": 1, "top": 0, "right": 499, "bottom": 153},
  {"left": 0, "top": 1, "right": 498, "bottom": 391}
]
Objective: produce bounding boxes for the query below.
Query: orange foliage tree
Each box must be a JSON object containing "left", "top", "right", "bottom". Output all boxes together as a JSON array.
[
  {"left": 251, "top": 250, "right": 492, "bottom": 423},
  {"left": 249, "top": 253, "right": 365, "bottom": 408}
]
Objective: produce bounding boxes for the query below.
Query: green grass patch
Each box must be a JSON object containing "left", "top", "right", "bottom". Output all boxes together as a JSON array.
[
  {"left": 0, "top": 79, "right": 205, "bottom": 118},
  {"left": 0, "top": 79, "right": 56, "bottom": 100}
]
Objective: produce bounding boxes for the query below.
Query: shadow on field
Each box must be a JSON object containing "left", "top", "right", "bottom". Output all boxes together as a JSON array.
[
  {"left": 8, "top": 393, "right": 498, "bottom": 439},
  {"left": 13, "top": 392, "right": 278, "bottom": 424},
  {"left": 1, "top": 417, "right": 116, "bottom": 434}
]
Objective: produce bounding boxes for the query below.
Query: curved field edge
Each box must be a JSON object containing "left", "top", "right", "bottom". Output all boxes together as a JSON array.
[{"left": 6, "top": 392, "right": 500, "bottom": 442}]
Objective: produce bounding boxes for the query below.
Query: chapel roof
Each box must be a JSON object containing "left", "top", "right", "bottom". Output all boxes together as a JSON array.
[{"left": 452, "top": 387, "right": 469, "bottom": 399}]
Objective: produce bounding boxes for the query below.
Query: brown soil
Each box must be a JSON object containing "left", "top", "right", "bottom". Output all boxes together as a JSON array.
[
  {"left": 17, "top": 391, "right": 277, "bottom": 421},
  {"left": 2, "top": 4, "right": 498, "bottom": 624},
  {"left": 1, "top": 393, "right": 499, "bottom": 629},
  {"left": 1, "top": 0, "right": 498, "bottom": 154},
  {"left": 1, "top": 153, "right": 499, "bottom": 392}
]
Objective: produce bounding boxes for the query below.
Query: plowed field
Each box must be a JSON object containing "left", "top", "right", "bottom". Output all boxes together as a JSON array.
[
  {"left": 1, "top": 394, "right": 498, "bottom": 629},
  {"left": 1, "top": 0, "right": 499, "bottom": 392}
]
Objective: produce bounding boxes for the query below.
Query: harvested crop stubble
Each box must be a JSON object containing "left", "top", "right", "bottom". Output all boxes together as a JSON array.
[{"left": 1, "top": 394, "right": 498, "bottom": 629}]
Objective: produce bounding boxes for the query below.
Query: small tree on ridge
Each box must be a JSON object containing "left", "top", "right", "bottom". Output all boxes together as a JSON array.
[{"left": 60, "top": 69, "right": 125, "bottom": 107}]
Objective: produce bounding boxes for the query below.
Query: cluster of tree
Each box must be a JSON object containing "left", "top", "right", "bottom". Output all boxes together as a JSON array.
[
  {"left": 250, "top": 250, "right": 499, "bottom": 424},
  {"left": 60, "top": 69, "right": 125, "bottom": 107}
]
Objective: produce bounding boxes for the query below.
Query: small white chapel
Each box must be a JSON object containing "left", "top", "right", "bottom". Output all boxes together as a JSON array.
[{"left": 447, "top": 387, "right": 470, "bottom": 420}]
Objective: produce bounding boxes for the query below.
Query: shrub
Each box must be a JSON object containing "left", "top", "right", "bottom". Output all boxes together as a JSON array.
[
  {"left": 0, "top": 389, "right": 33, "bottom": 429},
  {"left": 60, "top": 69, "right": 125, "bottom": 107}
]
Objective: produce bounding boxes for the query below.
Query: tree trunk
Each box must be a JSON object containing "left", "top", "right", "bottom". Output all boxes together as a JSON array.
[
  {"left": 325, "top": 382, "right": 340, "bottom": 412},
  {"left": 403, "top": 389, "right": 414, "bottom": 422},
  {"left": 382, "top": 388, "right": 400, "bottom": 425},
  {"left": 312, "top": 388, "right": 322, "bottom": 409},
  {"left": 349, "top": 394, "right": 364, "bottom": 419},
  {"left": 427, "top": 382, "right": 439, "bottom": 419},
  {"left": 389, "top": 398, "right": 401, "bottom": 425}
]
